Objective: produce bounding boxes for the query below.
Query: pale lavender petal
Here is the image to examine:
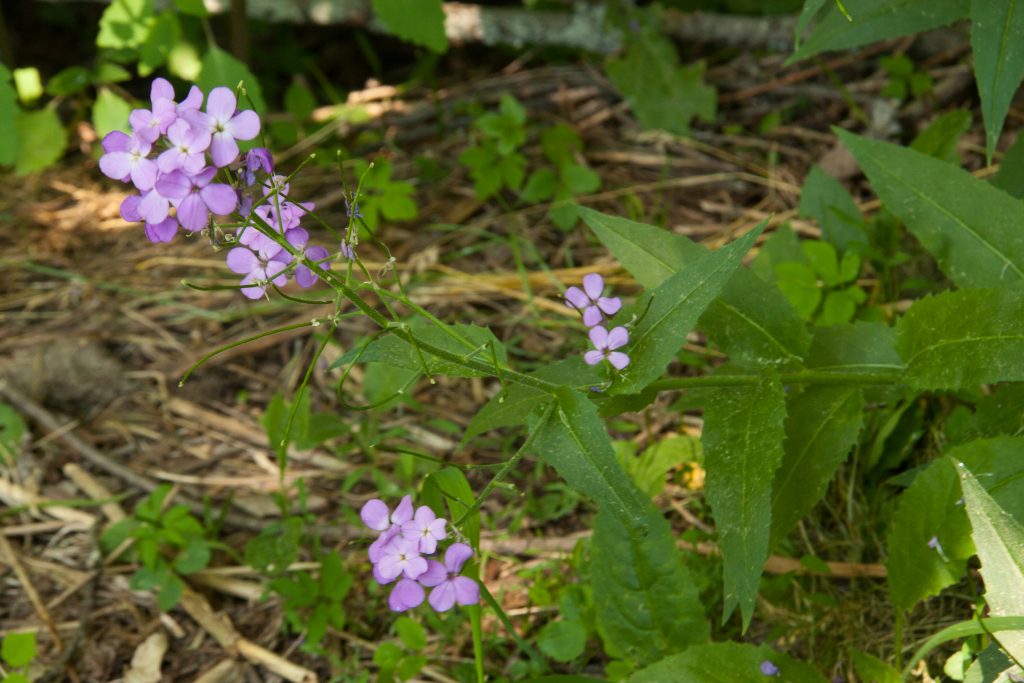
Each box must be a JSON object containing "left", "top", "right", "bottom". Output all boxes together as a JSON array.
[
  {"left": 178, "top": 85, "right": 203, "bottom": 112},
  {"left": 564, "top": 286, "right": 588, "bottom": 310},
  {"left": 166, "top": 119, "right": 190, "bottom": 146},
  {"left": 157, "top": 148, "right": 184, "bottom": 174},
  {"left": 155, "top": 170, "right": 191, "bottom": 199},
  {"left": 392, "top": 495, "right": 414, "bottom": 525},
  {"left": 206, "top": 87, "right": 236, "bottom": 121},
  {"left": 403, "top": 555, "right": 428, "bottom": 580},
  {"left": 451, "top": 576, "right": 480, "bottom": 606},
  {"left": 284, "top": 228, "right": 309, "bottom": 249},
  {"left": 372, "top": 562, "right": 394, "bottom": 586},
  {"left": 101, "top": 130, "right": 131, "bottom": 154},
  {"left": 413, "top": 506, "right": 436, "bottom": 526},
  {"left": 266, "top": 260, "right": 288, "bottom": 287},
  {"left": 120, "top": 195, "right": 142, "bottom": 222},
  {"left": 377, "top": 554, "right": 403, "bottom": 581},
  {"left": 360, "top": 499, "right": 391, "bottom": 532},
  {"left": 598, "top": 296, "right": 621, "bottom": 316},
  {"left": 588, "top": 325, "right": 609, "bottom": 350},
  {"left": 130, "top": 158, "right": 157, "bottom": 191},
  {"left": 144, "top": 218, "right": 179, "bottom": 243},
  {"left": 444, "top": 543, "right": 473, "bottom": 573},
  {"left": 129, "top": 109, "right": 158, "bottom": 143},
  {"left": 99, "top": 151, "right": 132, "bottom": 182},
  {"left": 369, "top": 527, "right": 400, "bottom": 563},
  {"left": 210, "top": 132, "right": 239, "bottom": 167},
  {"left": 201, "top": 183, "right": 238, "bottom": 215},
  {"left": 428, "top": 582, "right": 457, "bottom": 612},
  {"left": 150, "top": 78, "right": 174, "bottom": 104},
  {"left": 389, "top": 579, "right": 424, "bottom": 612},
  {"left": 292, "top": 265, "right": 313, "bottom": 289},
  {"left": 606, "top": 326, "right": 629, "bottom": 350},
  {"left": 239, "top": 272, "right": 265, "bottom": 299},
  {"left": 416, "top": 533, "right": 438, "bottom": 555},
  {"left": 582, "top": 305, "right": 602, "bottom": 328},
  {"left": 584, "top": 350, "right": 603, "bottom": 365},
  {"left": 417, "top": 560, "right": 446, "bottom": 587},
  {"left": 182, "top": 152, "right": 207, "bottom": 176},
  {"left": 226, "top": 247, "right": 258, "bottom": 274},
  {"left": 138, "top": 190, "right": 169, "bottom": 224},
  {"left": 193, "top": 166, "right": 216, "bottom": 186},
  {"left": 230, "top": 110, "right": 260, "bottom": 139},
  {"left": 306, "top": 246, "right": 329, "bottom": 267},
  {"left": 608, "top": 352, "right": 630, "bottom": 370},
  {"left": 177, "top": 193, "right": 208, "bottom": 232},
  {"left": 427, "top": 518, "right": 447, "bottom": 540},
  {"left": 582, "top": 273, "right": 604, "bottom": 300}
]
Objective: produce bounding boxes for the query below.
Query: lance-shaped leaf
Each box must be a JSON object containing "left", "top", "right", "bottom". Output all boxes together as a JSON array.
[
  {"left": 971, "top": 0, "right": 1024, "bottom": 161},
  {"left": 701, "top": 374, "right": 787, "bottom": 629},
  {"left": 581, "top": 208, "right": 808, "bottom": 370},
  {"left": 591, "top": 504, "right": 708, "bottom": 668},
  {"left": 959, "top": 461, "right": 1024, "bottom": 661},
  {"left": 629, "top": 641, "right": 828, "bottom": 683},
  {"left": 895, "top": 289, "right": 1024, "bottom": 390},
  {"left": 836, "top": 129, "right": 1024, "bottom": 288},
  {"left": 533, "top": 387, "right": 648, "bottom": 531},
  {"left": 770, "top": 386, "right": 865, "bottom": 550},
  {"left": 806, "top": 322, "right": 904, "bottom": 375}
]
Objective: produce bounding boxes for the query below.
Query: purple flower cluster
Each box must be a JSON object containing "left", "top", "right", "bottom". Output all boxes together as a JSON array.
[
  {"left": 361, "top": 496, "right": 481, "bottom": 613},
  {"left": 565, "top": 273, "right": 630, "bottom": 370}
]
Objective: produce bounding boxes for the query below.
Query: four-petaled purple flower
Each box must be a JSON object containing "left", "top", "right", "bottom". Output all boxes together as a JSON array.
[
  {"left": 156, "top": 167, "right": 237, "bottom": 233},
  {"left": 226, "top": 245, "right": 288, "bottom": 300},
  {"left": 99, "top": 131, "right": 157, "bottom": 191},
  {"left": 418, "top": 543, "right": 481, "bottom": 612},
  {"left": 401, "top": 505, "right": 447, "bottom": 554},
  {"left": 184, "top": 87, "right": 260, "bottom": 167},
  {"left": 157, "top": 119, "right": 211, "bottom": 175},
  {"left": 760, "top": 660, "right": 780, "bottom": 677},
  {"left": 377, "top": 537, "right": 428, "bottom": 581},
  {"left": 565, "top": 273, "right": 621, "bottom": 327},
  {"left": 584, "top": 325, "right": 630, "bottom": 370}
]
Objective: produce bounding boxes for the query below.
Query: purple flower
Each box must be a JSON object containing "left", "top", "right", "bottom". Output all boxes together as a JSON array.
[
  {"left": 226, "top": 245, "right": 288, "bottom": 299},
  {"left": 417, "top": 543, "right": 480, "bottom": 612},
  {"left": 279, "top": 228, "right": 331, "bottom": 288},
  {"left": 565, "top": 273, "right": 621, "bottom": 327},
  {"left": 361, "top": 495, "right": 414, "bottom": 533},
  {"left": 99, "top": 131, "right": 156, "bottom": 190},
  {"left": 401, "top": 506, "right": 447, "bottom": 554},
  {"left": 129, "top": 80, "right": 178, "bottom": 144},
  {"left": 156, "top": 168, "right": 238, "bottom": 232},
  {"left": 388, "top": 578, "right": 425, "bottom": 612},
  {"left": 760, "top": 661, "right": 780, "bottom": 676},
  {"left": 340, "top": 242, "right": 356, "bottom": 261},
  {"left": 377, "top": 537, "right": 428, "bottom": 582},
  {"left": 120, "top": 194, "right": 179, "bottom": 243},
  {"left": 345, "top": 198, "right": 362, "bottom": 220},
  {"left": 262, "top": 174, "right": 290, "bottom": 198},
  {"left": 157, "top": 119, "right": 212, "bottom": 175},
  {"left": 243, "top": 147, "right": 273, "bottom": 185},
  {"left": 185, "top": 87, "right": 260, "bottom": 167},
  {"left": 584, "top": 325, "right": 630, "bottom": 370}
]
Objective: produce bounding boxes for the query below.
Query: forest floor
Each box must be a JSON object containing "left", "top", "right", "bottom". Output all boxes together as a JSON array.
[{"left": 0, "top": 22, "right": 1000, "bottom": 682}]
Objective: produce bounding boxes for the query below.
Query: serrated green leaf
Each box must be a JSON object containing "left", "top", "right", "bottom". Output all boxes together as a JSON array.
[
  {"left": 789, "top": 0, "right": 968, "bottom": 63},
  {"left": 959, "top": 462, "right": 1024, "bottom": 661},
  {"left": 538, "top": 619, "right": 587, "bottom": 663},
  {"left": 372, "top": 0, "right": 448, "bottom": 52},
  {"left": 342, "top": 322, "right": 507, "bottom": 378},
  {"left": 533, "top": 387, "right": 648, "bottom": 531},
  {"left": 618, "top": 435, "right": 700, "bottom": 499},
  {"left": 911, "top": 109, "right": 972, "bottom": 163},
  {"left": 946, "top": 383, "right": 1024, "bottom": 446},
  {"left": 836, "top": 129, "right": 1024, "bottom": 288},
  {"left": 971, "top": 0, "right": 1024, "bottom": 161},
  {"left": 96, "top": 0, "right": 155, "bottom": 49},
  {"left": 581, "top": 208, "right": 808, "bottom": 369},
  {"left": 92, "top": 88, "right": 132, "bottom": 137},
  {"left": 15, "top": 109, "right": 65, "bottom": 175},
  {"left": 806, "top": 321, "right": 904, "bottom": 373},
  {"left": 896, "top": 289, "right": 1024, "bottom": 390},
  {"left": 701, "top": 374, "right": 787, "bottom": 628},
  {"left": 138, "top": 11, "right": 179, "bottom": 76},
  {"left": 798, "top": 165, "right": 867, "bottom": 251},
  {"left": 592, "top": 504, "right": 708, "bottom": 667},
  {"left": 1, "top": 632, "right": 36, "bottom": 669},
  {"left": 628, "top": 641, "right": 828, "bottom": 683},
  {"left": 198, "top": 45, "right": 266, "bottom": 113},
  {"left": 0, "top": 65, "right": 18, "bottom": 166},
  {"left": 614, "top": 225, "right": 764, "bottom": 394},
  {"left": 770, "top": 386, "right": 864, "bottom": 550}
]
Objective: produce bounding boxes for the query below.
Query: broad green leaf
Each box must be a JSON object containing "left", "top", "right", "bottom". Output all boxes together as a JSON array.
[
  {"left": 701, "top": 374, "right": 787, "bottom": 628},
  {"left": 993, "top": 133, "right": 1024, "bottom": 198},
  {"left": 92, "top": 88, "right": 132, "bottom": 137},
  {"left": 789, "top": 0, "right": 968, "bottom": 63},
  {"left": 173, "top": 539, "right": 210, "bottom": 574},
  {"left": 802, "top": 240, "right": 840, "bottom": 286},
  {"left": 851, "top": 650, "right": 901, "bottom": 683},
  {"left": 971, "top": 0, "right": 1024, "bottom": 161},
  {"left": 372, "top": 0, "right": 448, "bottom": 53},
  {"left": 896, "top": 289, "right": 1024, "bottom": 390},
  {"left": 806, "top": 322, "right": 904, "bottom": 374},
  {"left": 798, "top": 165, "right": 866, "bottom": 251},
  {"left": 521, "top": 168, "right": 558, "bottom": 202},
  {"left": 770, "top": 386, "right": 864, "bottom": 549},
  {"left": 774, "top": 262, "right": 821, "bottom": 318},
  {"left": 45, "top": 66, "right": 90, "bottom": 97},
  {"left": 836, "top": 129, "right": 1024, "bottom": 288},
  {"left": 615, "top": 224, "right": 765, "bottom": 394},
  {"left": 946, "top": 383, "right": 1024, "bottom": 446},
  {"left": 629, "top": 641, "right": 827, "bottom": 683},
  {"left": 537, "top": 619, "right": 587, "bottom": 663},
  {"left": 911, "top": 109, "right": 972, "bottom": 163},
  {"left": 15, "top": 109, "right": 65, "bottom": 175},
  {"left": 1, "top": 631, "right": 36, "bottom": 668},
  {"left": 174, "top": 0, "right": 208, "bottom": 16},
  {"left": 96, "top": 0, "right": 155, "bottom": 49},
  {"left": 421, "top": 467, "right": 480, "bottom": 548},
  {"left": 0, "top": 64, "right": 18, "bottom": 166},
  {"left": 562, "top": 164, "right": 601, "bottom": 195},
  {"left": 605, "top": 30, "right": 715, "bottom": 136},
  {"left": 13, "top": 67, "right": 42, "bottom": 105},
  {"left": 396, "top": 616, "right": 426, "bottom": 651},
  {"left": 617, "top": 435, "right": 700, "bottom": 499},
  {"left": 592, "top": 504, "right": 708, "bottom": 668},
  {"left": 533, "top": 387, "right": 648, "bottom": 531},
  {"left": 342, "top": 322, "right": 507, "bottom": 378},
  {"left": 138, "top": 11, "right": 180, "bottom": 76},
  {"left": 964, "top": 643, "right": 1022, "bottom": 683},
  {"left": 959, "top": 462, "right": 1024, "bottom": 660},
  {"left": 198, "top": 45, "right": 266, "bottom": 113}
]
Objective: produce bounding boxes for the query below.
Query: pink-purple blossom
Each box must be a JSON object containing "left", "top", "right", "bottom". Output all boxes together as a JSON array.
[
  {"left": 99, "top": 131, "right": 157, "bottom": 190},
  {"left": 156, "top": 167, "right": 237, "bottom": 232},
  {"left": 565, "top": 273, "right": 621, "bottom": 327},
  {"left": 401, "top": 505, "right": 447, "bottom": 554},
  {"left": 760, "top": 661, "right": 780, "bottom": 676},
  {"left": 184, "top": 87, "right": 260, "bottom": 167},
  {"left": 157, "top": 119, "right": 211, "bottom": 175},
  {"left": 226, "top": 245, "right": 288, "bottom": 299},
  {"left": 584, "top": 325, "right": 630, "bottom": 370},
  {"left": 417, "top": 543, "right": 480, "bottom": 612}
]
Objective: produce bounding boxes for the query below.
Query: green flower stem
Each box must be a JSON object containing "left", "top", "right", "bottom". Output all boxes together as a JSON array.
[{"left": 178, "top": 321, "right": 320, "bottom": 386}]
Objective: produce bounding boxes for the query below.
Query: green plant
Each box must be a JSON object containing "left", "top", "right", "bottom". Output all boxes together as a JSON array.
[
  {"left": 520, "top": 124, "right": 602, "bottom": 230},
  {"left": 879, "top": 53, "right": 933, "bottom": 100},
  {"left": 458, "top": 94, "right": 528, "bottom": 200},
  {"left": 1, "top": 632, "right": 36, "bottom": 683},
  {"left": 269, "top": 550, "right": 353, "bottom": 652},
  {"left": 348, "top": 158, "right": 418, "bottom": 232}
]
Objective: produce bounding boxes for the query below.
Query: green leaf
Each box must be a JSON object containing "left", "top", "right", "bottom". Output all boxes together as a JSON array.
[
  {"left": 156, "top": 573, "right": 184, "bottom": 611},
  {"left": 13, "top": 68, "right": 42, "bottom": 106},
  {"left": 96, "top": 0, "right": 155, "bottom": 49},
  {"left": 395, "top": 616, "right": 426, "bottom": 651},
  {"left": 798, "top": 165, "right": 867, "bottom": 251},
  {"left": 533, "top": 387, "right": 648, "bottom": 531},
  {"left": 591, "top": 504, "right": 708, "bottom": 668},
  {"left": 851, "top": 650, "right": 901, "bottom": 683},
  {"left": 538, "top": 619, "right": 587, "bottom": 663},
  {"left": 541, "top": 124, "right": 582, "bottom": 165},
  {"left": 173, "top": 539, "right": 210, "bottom": 574},
  {"left": 0, "top": 65, "right": 18, "bottom": 166},
  {"left": 770, "top": 386, "right": 864, "bottom": 549},
  {"left": 45, "top": 66, "right": 90, "bottom": 97},
  {"left": 344, "top": 322, "right": 507, "bottom": 378},
  {"left": 836, "top": 129, "right": 1024, "bottom": 288},
  {"left": 701, "top": 374, "right": 787, "bottom": 628},
  {"left": 958, "top": 461, "right": 1024, "bottom": 661},
  {"left": 372, "top": 0, "right": 448, "bottom": 52},
  {"left": 911, "top": 109, "right": 972, "bottom": 163},
  {"left": 421, "top": 467, "right": 480, "bottom": 548},
  {"left": 198, "top": 45, "right": 266, "bottom": 113},
  {"left": 818, "top": 288, "right": 860, "bottom": 325},
  {"left": 606, "top": 30, "right": 715, "bottom": 136},
  {"left": 896, "top": 289, "right": 1024, "bottom": 390},
  {"left": 971, "top": 0, "right": 1024, "bottom": 161},
  {"left": 521, "top": 168, "right": 558, "bottom": 202},
  {"left": 284, "top": 82, "right": 316, "bottom": 121},
  {"left": 92, "top": 88, "right": 132, "bottom": 138},
  {"left": 789, "top": 0, "right": 968, "bottom": 63},
  {"left": 319, "top": 550, "right": 352, "bottom": 601},
  {"left": 802, "top": 240, "right": 840, "bottom": 286},
  {"left": 629, "top": 641, "right": 828, "bottom": 683},
  {"left": 618, "top": 435, "right": 700, "bottom": 499},
  {"left": 992, "top": 133, "right": 1024, "bottom": 198},
  {"left": 806, "top": 321, "right": 904, "bottom": 373},
  {"left": 946, "top": 383, "right": 1024, "bottom": 446},
  {"left": 548, "top": 198, "right": 580, "bottom": 231},
  {"left": 614, "top": 225, "right": 765, "bottom": 394},
  {"left": 581, "top": 208, "right": 808, "bottom": 369},
  {"left": 138, "top": 11, "right": 179, "bottom": 76},
  {"left": 561, "top": 164, "right": 601, "bottom": 195},
  {"left": 1, "top": 632, "right": 36, "bottom": 668},
  {"left": 15, "top": 109, "right": 65, "bottom": 175},
  {"left": 775, "top": 262, "right": 821, "bottom": 318},
  {"left": 964, "top": 643, "right": 1021, "bottom": 683},
  {"left": 174, "top": 0, "right": 208, "bottom": 16}
]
